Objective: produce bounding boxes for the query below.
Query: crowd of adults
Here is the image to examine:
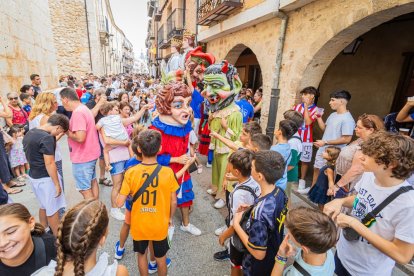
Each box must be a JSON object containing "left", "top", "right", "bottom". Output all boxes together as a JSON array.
[{"left": 0, "top": 70, "right": 413, "bottom": 276}]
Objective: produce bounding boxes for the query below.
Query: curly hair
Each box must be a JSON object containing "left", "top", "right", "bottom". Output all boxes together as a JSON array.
[
  {"left": 361, "top": 131, "right": 414, "bottom": 179},
  {"left": 155, "top": 81, "right": 192, "bottom": 115},
  {"left": 29, "top": 92, "right": 56, "bottom": 120},
  {"left": 54, "top": 199, "right": 109, "bottom": 276}
]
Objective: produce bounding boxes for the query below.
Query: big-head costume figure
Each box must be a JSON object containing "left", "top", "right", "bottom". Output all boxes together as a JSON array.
[
  {"left": 204, "top": 60, "right": 243, "bottom": 202},
  {"left": 180, "top": 29, "right": 196, "bottom": 69},
  {"left": 150, "top": 78, "right": 201, "bottom": 235},
  {"left": 165, "top": 38, "right": 182, "bottom": 73}
]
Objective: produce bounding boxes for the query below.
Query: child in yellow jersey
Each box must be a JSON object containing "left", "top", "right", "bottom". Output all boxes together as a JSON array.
[{"left": 117, "top": 129, "right": 179, "bottom": 276}]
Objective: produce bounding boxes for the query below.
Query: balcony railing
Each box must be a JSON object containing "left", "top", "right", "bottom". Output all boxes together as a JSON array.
[
  {"left": 197, "top": 0, "right": 243, "bottom": 26},
  {"left": 147, "top": 0, "right": 156, "bottom": 17},
  {"left": 98, "top": 16, "right": 110, "bottom": 45},
  {"left": 154, "top": 7, "right": 162, "bottom": 21},
  {"left": 167, "top": 8, "right": 185, "bottom": 40},
  {"left": 157, "top": 24, "right": 169, "bottom": 49}
]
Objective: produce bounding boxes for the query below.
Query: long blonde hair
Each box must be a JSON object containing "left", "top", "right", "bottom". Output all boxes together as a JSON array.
[{"left": 29, "top": 92, "right": 56, "bottom": 120}]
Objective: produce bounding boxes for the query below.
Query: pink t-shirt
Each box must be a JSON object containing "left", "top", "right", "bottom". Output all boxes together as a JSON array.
[{"left": 68, "top": 104, "right": 100, "bottom": 163}]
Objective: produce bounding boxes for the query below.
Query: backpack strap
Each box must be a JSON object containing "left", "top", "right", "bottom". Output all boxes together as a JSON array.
[
  {"left": 236, "top": 185, "right": 258, "bottom": 200},
  {"left": 293, "top": 261, "right": 311, "bottom": 276},
  {"left": 131, "top": 165, "right": 162, "bottom": 205},
  {"left": 33, "top": 236, "right": 47, "bottom": 269},
  {"left": 361, "top": 186, "right": 413, "bottom": 227}
]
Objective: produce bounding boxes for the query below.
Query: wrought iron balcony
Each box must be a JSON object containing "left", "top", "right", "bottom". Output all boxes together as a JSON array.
[
  {"left": 98, "top": 16, "right": 110, "bottom": 45},
  {"left": 147, "top": 0, "right": 156, "bottom": 17},
  {"left": 167, "top": 8, "right": 185, "bottom": 40},
  {"left": 157, "top": 24, "right": 170, "bottom": 49},
  {"left": 154, "top": 8, "right": 162, "bottom": 21},
  {"left": 197, "top": 0, "right": 243, "bottom": 26}
]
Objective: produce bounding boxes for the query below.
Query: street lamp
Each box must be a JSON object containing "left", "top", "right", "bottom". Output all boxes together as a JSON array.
[{"left": 342, "top": 37, "right": 363, "bottom": 55}]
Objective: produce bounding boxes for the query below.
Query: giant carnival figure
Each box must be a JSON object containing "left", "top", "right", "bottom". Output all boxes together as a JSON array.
[
  {"left": 165, "top": 38, "right": 182, "bottom": 73},
  {"left": 184, "top": 46, "right": 215, "bottom": 135},
  {"left": 180, "top": 29, "right": 196, "bottom": 70},
  {"left": 204, "top": 61, "right": 243, "bottom": 206},
  {"left": 150, "top": 74, "right": 202, "bottom": 236}
]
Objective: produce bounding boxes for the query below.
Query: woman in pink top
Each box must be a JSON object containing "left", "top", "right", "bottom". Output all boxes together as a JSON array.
[
  {"left": 6, "top": 92, "right": 28, "bottom": 126},
  {"left": 119, "top": 102, "right": 134, "bottom": 138}
]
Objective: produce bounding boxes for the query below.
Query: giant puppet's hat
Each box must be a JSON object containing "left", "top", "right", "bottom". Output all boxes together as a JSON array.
[
  {"left": 171, "top": 37, "right": 182, "bottom": 48},
  {"left": 185, "top": 46, "right": 215, "bottom": 67},
  {"left": 183, "top": 29, "right": 195, "bottom": 40}
]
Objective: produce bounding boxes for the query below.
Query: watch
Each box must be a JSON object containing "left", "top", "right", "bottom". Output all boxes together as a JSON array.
[{"left": 324, "top": 140, "right": 329, "bottom": 145}]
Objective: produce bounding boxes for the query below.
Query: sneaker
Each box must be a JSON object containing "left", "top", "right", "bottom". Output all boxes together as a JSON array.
[
  {"left": 114, "top": 241, "right": 125, "bottom": 260},
  {"left": 110, "top": 208, "right": 125, "bottom": 221},
  {"left": 207, "top": 188, "right": 216, "bottom": 195},
  {"left": 206, "top": 162, "right": 212, "bottom": 168},
  {"left": 148, "top": 258, "right": 172, "bottom": 274},
  {"left": 215, "top": 225, "right": 227, "bottom": 236},
  {"left": 298, "top": 187, "right": 311, "bottom": 195},
  {"left": 213, "top": 249, "right": 230, "bottom": 262},
  {"left": 214, "top": 199, "right": 226, "bottom": 209},
  {"left": 298, "top": 179, "right": 306, "bottom": 190},
  {"left": 180, "top": 223, "right": 201, "bottom": 236}
]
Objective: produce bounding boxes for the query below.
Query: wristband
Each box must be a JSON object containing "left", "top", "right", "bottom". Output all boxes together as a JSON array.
[
  {"left": 275, "top": 254, "right": 287, "bottom": 265},
  {"left": 324, "top": 140, "right": 329, "bottom": 145}
]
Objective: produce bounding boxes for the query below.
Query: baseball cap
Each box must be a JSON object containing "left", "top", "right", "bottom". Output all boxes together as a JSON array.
[{"left": 85, "top": 83, "right": 94, "bottom": 90}]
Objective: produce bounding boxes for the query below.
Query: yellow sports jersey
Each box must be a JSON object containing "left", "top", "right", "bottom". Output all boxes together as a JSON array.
[{"left": 120, "top": 163, "right": 179, "bottom": 241}]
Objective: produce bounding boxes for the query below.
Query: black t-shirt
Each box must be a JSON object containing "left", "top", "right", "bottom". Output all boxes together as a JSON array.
[
  {"left": 0, "top": 233, "right": 56, "bottom": 276},
  {"left": 32, "top": 86, "right": 41, "bottom": 99},
  {"left": 23, "top": 128, "right": 56, "bottom": 179}
]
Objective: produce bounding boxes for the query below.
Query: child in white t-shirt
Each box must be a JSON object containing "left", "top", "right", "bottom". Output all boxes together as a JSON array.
[{"left": 324, "top": 131, "right": 414, "bottom": 276}]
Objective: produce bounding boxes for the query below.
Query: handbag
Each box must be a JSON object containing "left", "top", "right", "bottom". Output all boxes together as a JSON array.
[
  {"left": 188, "top": 162, "right": 198, "bottom": 173},
  {"left": 129, "top": 164, "right": 162, "bottom": 207},
  {"left": 343, "top": 185, "right": 413, "bottom": 241}
]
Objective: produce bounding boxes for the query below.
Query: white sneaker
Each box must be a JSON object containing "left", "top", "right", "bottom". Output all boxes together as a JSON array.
[
  {"left": 298, "top": 187, "right": 311, "bottom": 195},
  {"left": 180, "top": 223, "right": 201, "bottom": 236},
  {"left": 110, "top": 208, "right": 125, "bottom": 221},
  {"left": 206, "top": 162, "right": 212, "bottom": 168},
  {"left": 207, "top": 188, "right": 216, "bottom": 195},
  {"left": 214, "top": 199, "right": 226, "bottom": 209},
  {"left": 298, "top": 179, "right": 306, "bottom": 190},
  {"left": 215, "top": 225, "right": 227, "bottom": 236}
]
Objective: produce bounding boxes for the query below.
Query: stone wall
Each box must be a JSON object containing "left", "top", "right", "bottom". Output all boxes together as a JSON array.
[
  {"left": 49, "top": 0, "right": 92, "bottom": 77},
  {"left": 0, "top": 0, "right": 59, "bottom": 97}
]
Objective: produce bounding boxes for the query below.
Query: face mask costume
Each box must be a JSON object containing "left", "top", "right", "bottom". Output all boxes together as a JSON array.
[
  {"left": 184, "top": 46, "right": 215, "bottom": 88},
  {"left": 150, "top": 78, "right": 196, "bottom": 212},
  {"left": 204, "top": 60, "right": 243, "bottom": 201}
]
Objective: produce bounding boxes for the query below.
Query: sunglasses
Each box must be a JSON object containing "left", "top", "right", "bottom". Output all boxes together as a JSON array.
[{"left": 8, "top": 97, "right": 18, "bottom": 100}]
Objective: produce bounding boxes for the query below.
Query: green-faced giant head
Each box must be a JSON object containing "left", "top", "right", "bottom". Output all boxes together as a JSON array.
[{"left": 203, "top": 60, "right": 242, "bottom": 112}]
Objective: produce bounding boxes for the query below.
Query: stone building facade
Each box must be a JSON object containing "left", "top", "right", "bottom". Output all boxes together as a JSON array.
[
  {"left": 0, "top": 0, "right": 59, "bottom": 97},
  {"left": 196, "top": 0, "right": 414, "bottom": 138}
]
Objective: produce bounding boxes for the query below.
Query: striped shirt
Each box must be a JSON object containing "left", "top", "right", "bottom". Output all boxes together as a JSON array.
[{"left": 293, "top": 103, "right": 318, "bottom": 143}]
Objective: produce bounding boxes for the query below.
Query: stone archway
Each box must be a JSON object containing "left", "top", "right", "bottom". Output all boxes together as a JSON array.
[
  {"left": 275, "top": 0, "right": 414, "bottom": 124},
  {"left": 224, "top": 43, "right": 249, "bottom": 64}
]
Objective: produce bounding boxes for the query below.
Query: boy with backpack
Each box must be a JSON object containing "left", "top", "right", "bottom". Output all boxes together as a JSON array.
[
  {"left": 217, "top": 149, "right": 261, "bottom": 275},
  {"left": 324, "top": 131, "right": 414, "bottom": 276},
  {"left": 117, "top": 129, "right": 179, "bottom": 276},
  {"left": 233, "top": 150, "right": 288, "bottom": 276}
]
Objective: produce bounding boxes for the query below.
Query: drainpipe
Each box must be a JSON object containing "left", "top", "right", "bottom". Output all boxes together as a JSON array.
[
  {"left": 265, "top": 10, "right": 288, "bottom": 141},
  {"left": 84, "top": 0, "right": 93, "bottom": 72}
]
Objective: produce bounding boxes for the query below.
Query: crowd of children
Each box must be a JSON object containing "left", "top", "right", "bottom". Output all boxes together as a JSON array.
[{"left": 0, "top": 71, "right": 413, "bottom": 276}]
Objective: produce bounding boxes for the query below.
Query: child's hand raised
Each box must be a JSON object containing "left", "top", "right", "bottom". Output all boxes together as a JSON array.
[
  {"left": 277, "top": 234, "right": 296, "bottom": 258},
  {"left": 209, "top": 131, "right": 219, "bottom": 138}
]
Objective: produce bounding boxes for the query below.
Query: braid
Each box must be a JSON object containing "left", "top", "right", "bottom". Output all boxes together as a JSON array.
[
  {"left": 72, "top": 202, "right": 106, "bottom": 276},
  {"left": 54, "top": 210, "right": 70, "bottom": 276}
]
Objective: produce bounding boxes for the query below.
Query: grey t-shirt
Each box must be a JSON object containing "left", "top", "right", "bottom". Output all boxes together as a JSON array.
[{"left": 322, "top": 111, "right": 355, "bottom": 148}]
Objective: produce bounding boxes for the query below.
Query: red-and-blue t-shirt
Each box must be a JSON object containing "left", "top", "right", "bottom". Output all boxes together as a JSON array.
[{"left": 292, "top": 103, "right": 318, "bottom": 143}]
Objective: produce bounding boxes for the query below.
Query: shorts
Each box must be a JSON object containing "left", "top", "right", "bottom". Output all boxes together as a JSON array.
[
  {"left": 300, "top": 142, "right": 313, "bottom": 163},
  {"left": 314, "top": 147, "right": 326, "bottom": 169},
  {"left": 230, "top": 242, "right": 244, "bottom": 268},
  {"left": 133, "top": 238, "right": 169, "bottom": 258},
  {"left": 72, "top": 159, "right": 97, "bottom": 191},
  {"left": 29, "top": 176, "right": 66, "bottom": 216},
  {"left": 124, "top": 209, "right": 131, "bottom": 225},
  {"left": 110, "top": 160, "right": 126, "bottom": 176}
]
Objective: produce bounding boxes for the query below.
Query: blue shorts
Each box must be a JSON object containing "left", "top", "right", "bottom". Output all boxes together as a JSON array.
[
  {"left": 110, "top": 160, "right": 126, "bottom": 176},
  {"left": 72, "top": 159, "right": 97, "bottom": 191}
]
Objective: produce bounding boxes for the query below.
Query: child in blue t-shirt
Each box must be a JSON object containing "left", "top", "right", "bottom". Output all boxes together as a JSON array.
[
  {"left": 270, "top": 120, "right": 298, "bottom": 191},
  {"left": 19, "top": 93, "right": 32, "bottom": 115},
  {"left": 271, "top": 207, "right": 336, "bottom": 276}
]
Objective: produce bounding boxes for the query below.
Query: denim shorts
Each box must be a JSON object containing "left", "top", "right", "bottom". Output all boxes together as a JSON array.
[
  {"left": 72, "top": 159, "right": 97, "bottom": 191},
  {"left": 110, "top": 160, "right": 126, "bottom": 176}
]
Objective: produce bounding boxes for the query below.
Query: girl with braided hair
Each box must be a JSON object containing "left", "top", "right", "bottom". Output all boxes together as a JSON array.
[
  {"left": 33, "top": 199, "right": 128, "bottom": 276},
  {"left": 0, "top": 203, "right": 56, "bottom": 275}
]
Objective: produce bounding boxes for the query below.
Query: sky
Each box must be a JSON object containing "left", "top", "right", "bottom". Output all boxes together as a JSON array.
[{"left": 109, "top": 0, "right": 149, "bottom": 58}]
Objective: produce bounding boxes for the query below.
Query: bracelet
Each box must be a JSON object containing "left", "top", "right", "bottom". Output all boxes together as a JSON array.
[{"left": 275, "top": 254, "right": 287, "bottom": 265}]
